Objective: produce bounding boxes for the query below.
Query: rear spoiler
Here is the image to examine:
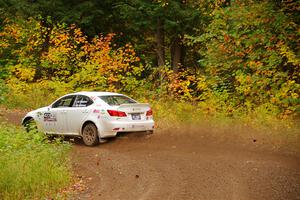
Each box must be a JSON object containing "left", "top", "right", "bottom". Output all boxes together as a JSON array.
[
  {"left": 118, "top": 103, "right": 150, "bottom": 108},
  {"left": 118, "top": 103, "right": 150, "bottom": 113}
]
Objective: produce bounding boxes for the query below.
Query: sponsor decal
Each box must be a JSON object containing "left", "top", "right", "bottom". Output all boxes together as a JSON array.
[
  {"left": 36, "top": 112, "right": 42, "bottom": 118},
  {"left": 44, "top": 113, "right": 57, "bottom": 122}
]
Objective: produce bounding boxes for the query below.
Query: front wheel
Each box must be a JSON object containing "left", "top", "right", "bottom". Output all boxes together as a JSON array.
[
  {"left": 82, "top": 123, "right": 99, "bottom": 146},
  {"left": 23, "top": 118, "right": 38, "bottom": 132}
]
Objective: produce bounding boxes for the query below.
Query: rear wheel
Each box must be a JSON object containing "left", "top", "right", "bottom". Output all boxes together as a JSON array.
[{"left": 82, "top": 123, "right": 99, "bottom": 146}]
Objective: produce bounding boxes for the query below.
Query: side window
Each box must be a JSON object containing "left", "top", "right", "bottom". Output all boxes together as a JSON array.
[
  {"left": 73, "top": 95, "right": 93, "bottom": 107},
  {"left": 52, "top": 95, "right": 75, "bottom": 108}
]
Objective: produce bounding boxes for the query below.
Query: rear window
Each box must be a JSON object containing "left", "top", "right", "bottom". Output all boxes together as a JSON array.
[{"left": 99, "top": 95, "right": 136, "bottom": 106}]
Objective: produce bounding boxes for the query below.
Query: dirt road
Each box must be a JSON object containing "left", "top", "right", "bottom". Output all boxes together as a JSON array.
[
  {"left": 72, "top": 130, "right": 300, "bottom": 200},
  {"left": 1, "top": 110, "right": 300, "bottom": 200}
]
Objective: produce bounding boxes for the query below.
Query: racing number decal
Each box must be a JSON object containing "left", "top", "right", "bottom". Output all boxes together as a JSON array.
[{"left": 44, "top": 113, "right": 57, "bottom": 122}]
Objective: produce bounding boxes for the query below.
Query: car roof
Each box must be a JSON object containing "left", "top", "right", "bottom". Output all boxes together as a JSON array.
[{"left": 71, "top": 91, "right": 124, "bottom": 97}]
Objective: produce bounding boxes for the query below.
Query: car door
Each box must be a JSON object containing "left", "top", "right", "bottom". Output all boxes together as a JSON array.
[
  {"left": 43, "top": 95, "right": 75, "bottom": 134},
  {"left": 65, "top": 95, "right": 94, "bottom": 134}
]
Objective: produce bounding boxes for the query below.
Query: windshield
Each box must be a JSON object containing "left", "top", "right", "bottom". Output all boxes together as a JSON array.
[{"left": 99, "top": 95, "right": 136, "bottom": 106}]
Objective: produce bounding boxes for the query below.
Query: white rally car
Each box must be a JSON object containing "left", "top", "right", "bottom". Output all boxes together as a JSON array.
[{"left": 22, "top": 91, "right": 154, "bottom": 146}]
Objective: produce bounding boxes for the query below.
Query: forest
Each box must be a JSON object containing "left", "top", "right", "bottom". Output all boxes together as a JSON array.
[{"left": 0, "top": 0, "right": 299, "bottom": 120}]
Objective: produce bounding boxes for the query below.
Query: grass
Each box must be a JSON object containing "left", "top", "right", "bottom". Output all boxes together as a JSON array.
[
  {"left": 0, "top": 123, "right": 72, "bottom": 200},
  {"left": 150, "top": 100, "right": 300, "bottom": 153},
  {"left": 151, "top": 99, "right": 299, "bottom": 129}
]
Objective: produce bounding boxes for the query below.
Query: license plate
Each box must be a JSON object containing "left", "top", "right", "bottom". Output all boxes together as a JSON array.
[{"left": 131, "top": 113, "right": 141, "bottom": 120}]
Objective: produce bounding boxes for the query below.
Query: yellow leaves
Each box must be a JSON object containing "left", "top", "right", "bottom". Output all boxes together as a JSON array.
[
  {"left": 291, "top": 92, "right": 298, "bottom": 99},
  {"left": 270, "top": 97, "right": 277, "bottom": 104},
  {"left": 276, "top": 80, "right": 299, "bottom": 100},
  {"left": 196, "top": 76, "right": 208, "bottom": 91},
  {"left": 74, "top": 27, "right": 83, "bottom": 37},
  {"left": 278, "top": 43, "right": 300, "bottom": 66},
  {"left": 248, "top": 60, "right": 263, "bottom": 69},
  {"left": 12, "top": 65, "right": 36, "bottom": 81}
]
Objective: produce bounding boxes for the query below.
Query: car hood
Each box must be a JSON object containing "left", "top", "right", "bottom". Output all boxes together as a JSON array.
[
  {"left": 34, "top": 106, "right": 49, "bottom": 112},
  {"left": 25, "top": 106, "right": 49, "bottom": 117}
]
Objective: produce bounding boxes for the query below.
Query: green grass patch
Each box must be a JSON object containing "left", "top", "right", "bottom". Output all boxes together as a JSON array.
[{"left": 0, "top": 124, "right": 72, "bottom": 200}]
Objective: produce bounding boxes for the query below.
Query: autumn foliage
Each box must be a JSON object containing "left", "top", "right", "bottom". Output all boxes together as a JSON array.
[
  {"left": 189, "top": 0, "right": 300, "bottom": 119},
  {"left": 1, "top": 18, "right": 143, "bottom": 107},
  {"left": 0, "top": 0, "right": 299, "bottom": 120}
]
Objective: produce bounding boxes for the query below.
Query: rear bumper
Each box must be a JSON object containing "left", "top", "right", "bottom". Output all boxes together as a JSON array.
[{"left": 100, "top": 120, "right": 154, "bottom": 138}]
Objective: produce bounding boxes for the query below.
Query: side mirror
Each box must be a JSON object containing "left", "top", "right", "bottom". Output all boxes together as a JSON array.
[{"left": 48, "top": 107, "right": 50, "bottom": 111}]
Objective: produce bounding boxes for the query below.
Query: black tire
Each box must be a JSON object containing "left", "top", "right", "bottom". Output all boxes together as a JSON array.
[
  {"left": 46, "top": 134, "right": 56, "bottom": 141},
  {"left": 23, "top": 118, "right": 38, "bottom": 132},
  {"left": 147, "top": 130, "right": 154, "bottom": 134},
  {"left": 82, "top": 123, "right": 99, "bottom": 146}
]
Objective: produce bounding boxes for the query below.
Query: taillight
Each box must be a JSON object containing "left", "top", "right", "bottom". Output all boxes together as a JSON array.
[
  {"left": 146, "top": 108, "right": 153, "bottom": 116},
  {"left": 107, "top": 110, "right": 127, "bottom": 117}
]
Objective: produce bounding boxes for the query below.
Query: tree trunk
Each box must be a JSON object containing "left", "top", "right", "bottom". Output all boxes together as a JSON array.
[
  {"left": 155, "top": 17, "right": 165, "bottom": 67},
  {"left": 34, "top": 18, "right": 52, "bottom": 81},
  {"left": 171, "top": 36, "right": 183, "bottom": 73}
]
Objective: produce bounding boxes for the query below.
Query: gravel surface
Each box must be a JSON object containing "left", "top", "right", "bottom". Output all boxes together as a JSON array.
[{"left": 71, "top": 132, "right": 300, "bottom": 200}]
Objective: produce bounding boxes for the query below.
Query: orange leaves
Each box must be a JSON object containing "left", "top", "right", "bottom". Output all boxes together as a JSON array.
[
  {"left": 50, "top": 25, "right": 142, "bottom": 91},
  {"left": 156, "top": 67, "right": 202, "bottom": 101},
  {"left": 38, "top": 22, "right": 142, "bottom": 91},
  {"left": 1, "top": 18, "right": 143, "bottom": 97},
  {"left": 52, "top": 33, "right": 69, "bottom": 46},
  {"left": 224, "top": 34, "right": 230, "bottom": 42}
]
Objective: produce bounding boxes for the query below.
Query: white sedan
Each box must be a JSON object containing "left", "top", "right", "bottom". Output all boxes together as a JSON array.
[{"left": 22, "top": 91, "right": 154, "bottom": 146}]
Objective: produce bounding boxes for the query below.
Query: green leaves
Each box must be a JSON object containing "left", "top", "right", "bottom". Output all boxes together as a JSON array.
[{"left": 190, "top": 0, "right": 300, "bottom": 118}]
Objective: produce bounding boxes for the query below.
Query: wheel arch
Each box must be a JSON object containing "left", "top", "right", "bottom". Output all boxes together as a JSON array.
[
  {"left": 22, "top": 116, "right": 34, "bottom": 126},
  {"left": 81, "top": 120, "right": 100, "bottom": 137}
]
